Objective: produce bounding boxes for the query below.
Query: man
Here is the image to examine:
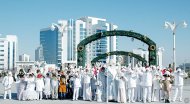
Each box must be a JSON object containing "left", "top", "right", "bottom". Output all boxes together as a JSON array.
[
  {"left": 127, "top": 70, "right": 137, "bottom": 103},
  {"left": 2, "top": 71, "right": 14, "bottom": 100},
  {"left": 83, "top": 69, "right": 92, "bottom": 101},
  {"left": 141, "top": 67, "right": 153, "bottom": 103},
  {"left": 107, "top": 62, "right": 117, "bottom": 101},
  {"left": 172, "top": 68, "right": 188, "bottom": 102}
]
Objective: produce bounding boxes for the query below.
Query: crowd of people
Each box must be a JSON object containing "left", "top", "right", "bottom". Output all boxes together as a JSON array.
[{"left": 0, "top": 61, "right": 188, "bottom": 103}]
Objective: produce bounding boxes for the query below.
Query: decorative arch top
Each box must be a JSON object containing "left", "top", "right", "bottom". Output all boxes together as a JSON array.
[{"left": 77, "top": 30, "right": 157, "bottom": 67}]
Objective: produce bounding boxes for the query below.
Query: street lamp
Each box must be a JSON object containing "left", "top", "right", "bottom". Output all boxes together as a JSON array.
[
  {"left": 164, "top": 21, "right": 187, "bottom": 71},
  {"left": 51, "top": 21, "right": 72, "bottom": 67}
]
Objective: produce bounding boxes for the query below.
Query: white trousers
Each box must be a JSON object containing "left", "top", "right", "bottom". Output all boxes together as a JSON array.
[
  {"left": 37, "top": 91, "right": 43, "bottom": 100},
  {"left": 4, "top": 88, "right": 11, "bottom": 99},
  {"left": 152, "top": 89, "right": 160, "bottom": 101},
  {"left": 83, "top": 83, "right": 91, "bottom": 100},
  {"left": 73, "top": 87, "right": 79, "bottom": 100},
  {"left": 143, "top": 86, "right": 152, "bottom": 102},
  {"left": 128, "top": 88, "right": 135, "bottom": 102},
  {"left": 173, "top": 86, "right": 183, "bottom": 101},
  {"left": 135, "top": 85, "right": 142, "bottom": 101},
  {"left": 96, "top": 90, "right": 102, "bottom": 102}
]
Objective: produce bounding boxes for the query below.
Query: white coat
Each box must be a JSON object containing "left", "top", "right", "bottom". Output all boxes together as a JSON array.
[
  {"left": 173, "top": 71, "right": 187, "bottom": 86},
  {"left": 128, "top": 73, "right": 137, "bottom": 88},
  {"left": 44, "top": 77, "right": 51, "bottom": 95},
  {"left": 142, "top": 71, "right": 152, "bottom": 87},
  {"left": 2, "top": 76, "right": 14, "bottom": 89},
  {"left": 83, "top": 73, "right": 91, "bottom": 84},
  {"left": 74, "top": 77, "right": 81, "bottom": 88},
  {"left": 36, "top": 78, "right": 44, "bottom": 91}
]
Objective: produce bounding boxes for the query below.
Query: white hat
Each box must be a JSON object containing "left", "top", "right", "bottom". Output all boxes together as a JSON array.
[
  {"left": 177, "top": 68, "right": 182, "bottom": 72},
  {"left": 155, "top": 72, "right": 159, "bottom": 76},
  {"left": 164, "top": 71, "right": 170, "bottom": 75}
]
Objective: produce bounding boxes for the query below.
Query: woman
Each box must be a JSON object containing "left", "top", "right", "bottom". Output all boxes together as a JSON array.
[{"left": 24, "top": 74, "right": 37, "bottom": 100}]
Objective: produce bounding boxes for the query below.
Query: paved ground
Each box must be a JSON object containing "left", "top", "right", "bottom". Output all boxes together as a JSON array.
[{"left": 0, "top": 78, "right": 190, "bottom": 104}]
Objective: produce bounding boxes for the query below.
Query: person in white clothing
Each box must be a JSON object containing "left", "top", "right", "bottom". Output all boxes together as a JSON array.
[
  {"left": 128, "top": 70, "right": 137, "bottom": 103},
  {"left": 96, "top": 72, "right": 103, "bottom": 102},
  {"left": 172, "top": 68, "right": 188, "bottom": 102},
  {"left": 142, "top": 67, "right": 153, "bottom": 103},
  {"left": 44, "top": 73, "right": 51, "bottom": 99},
  {"left": 83, "top": 69, "right": 92, "bottom": 101},
  {"left": 73, "top": 74, "right": 81, "bottom": 100},
  {"left": 24, "top": 74, "right": 38, "bottom": 100},
  {"left": 152, "top": 72, "right": 161, "bottom": 102},
  {"left": 2, "top": 71, "right": 14, "bottom": 100},
  {"left": 36, "top": 73, "right": 44, "bottom": 100},
  {"left": 117, "top": 75, "right": 127, "bottom": 103}
]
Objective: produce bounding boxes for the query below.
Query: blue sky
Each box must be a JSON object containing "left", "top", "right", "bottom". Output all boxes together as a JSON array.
[{"left": 0, "top": 0, "right": 190, "bottom": 67}]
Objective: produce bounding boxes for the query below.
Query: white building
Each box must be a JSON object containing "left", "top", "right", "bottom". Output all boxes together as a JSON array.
[
  {"left": 79, "top": 16, "right": 118, "bottom": 64},
  {"left": 58, "top": 19, "right": 86, "bottom": 66},
  {"left": 19, "top": 54, "right": 30, "bottom": 62},
  {"left": 131, "top": 48, "right": 164, "bottom": 68},
  {"left": 0, "top": 35, "right": 17, "bottom": 70}
]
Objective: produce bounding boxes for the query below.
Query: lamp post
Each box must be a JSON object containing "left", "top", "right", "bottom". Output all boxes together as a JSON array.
[{"left": 164, "top": 21, "right": 187, "bottom": 71}]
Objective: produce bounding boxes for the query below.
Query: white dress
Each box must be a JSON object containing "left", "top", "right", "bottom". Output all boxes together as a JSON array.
[
  {"left": 44, "top": 77, "right": 51, "bottom": 95},
  {"left": 36, "top": 78, "right": 44, "bottom": 92},
  {"left": 24, "top": 77, "right": 38, "bottom": 100}
]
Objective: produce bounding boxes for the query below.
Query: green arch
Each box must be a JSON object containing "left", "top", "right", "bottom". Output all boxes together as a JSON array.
[
  {"left": 91, "top": 51, "right": 147, "bottom": 65},
  {"left": 77, "top": 30, "right": 157, "bottom": 67}
]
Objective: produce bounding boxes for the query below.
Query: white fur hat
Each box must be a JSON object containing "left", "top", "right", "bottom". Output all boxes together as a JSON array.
[
  {"left": 177, "top": 68, "right": 182, "bottom": 72},
  {"left": 164, "top": 71, "right": 170, "bottom": 75}
]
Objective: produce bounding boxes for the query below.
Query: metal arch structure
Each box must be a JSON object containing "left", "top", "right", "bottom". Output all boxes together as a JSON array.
[
  {"left": 91, "top": 51, "right": 147, "bottom": 65},
  {"left": 77, "top": 30, "right": 157, "bottom": 67}
]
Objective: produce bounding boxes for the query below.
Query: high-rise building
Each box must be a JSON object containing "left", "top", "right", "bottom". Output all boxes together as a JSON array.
[
  {"left": 40, "top": 17, "right": 118, "bottom": 67},
  {"left": 79, "top": 16, "right": 118, "bottom": 64},
  {"left": 0, "top": 35, "right": 17, "bottom": 70},
  {"left": 40, "top": 19, "right": 86, "bottom": 67},
  {"left": 19, "top": 54, "right": 30, "bottom": 62},
  {"left": 35, "top": 45, "right": 44, "bottom": 62},
  {"left": 40, "top": 27, "right": 59, "bottom": 66}
]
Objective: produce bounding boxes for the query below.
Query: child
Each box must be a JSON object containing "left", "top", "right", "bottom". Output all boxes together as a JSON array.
[
  {"left": 160, "top": 71, "right": 173, "bottom": 103},
  {"left": 59, "top": 75, "right": 67, "bottom": 99},
  {"left": 2, "top": 71, "right": 14, "bottom": 100},
  {"left": 44, "top": 73, "right": 51, "bottom": 99}
]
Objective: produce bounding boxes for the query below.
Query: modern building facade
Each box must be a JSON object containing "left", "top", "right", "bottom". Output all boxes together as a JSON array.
[
  {"left": 40, "top": 17, "right": 118, "bottom": 67},
  {"left": 35, "top": 45, "right": 44, "bottom": 62},
  {"left": 79, "top": 16, "right": 118, "bottom": 64},
  {"left": 0, "top": 35, "right": 17, "bottom": 70},
  {"left": 40, "top": 19, "right": 86, "bottom": 67},
  {"left": 40, "top": 27, "right": 59, "bottom": 66},
  {"left": 19, "top": 54, "right": 30, "bottom": 62}
]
